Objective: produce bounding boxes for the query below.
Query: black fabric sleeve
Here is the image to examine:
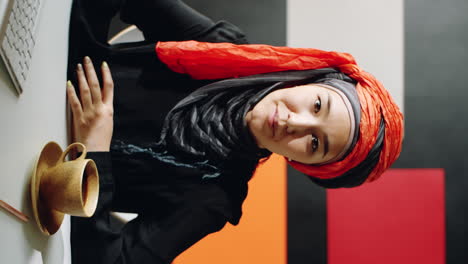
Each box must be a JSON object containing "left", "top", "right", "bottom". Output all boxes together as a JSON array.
[{"left": 71, "top": 152, "right": 228, "bottom": 264}]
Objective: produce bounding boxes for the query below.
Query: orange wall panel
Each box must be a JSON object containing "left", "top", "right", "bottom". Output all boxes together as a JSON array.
[{"left": 175, "top": 154, "right": 287, "bottom": 264}]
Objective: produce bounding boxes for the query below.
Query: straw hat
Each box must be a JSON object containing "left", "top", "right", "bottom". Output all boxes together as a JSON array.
[{"left": 30, "top": 141, "right": 65, "bottom": 235}]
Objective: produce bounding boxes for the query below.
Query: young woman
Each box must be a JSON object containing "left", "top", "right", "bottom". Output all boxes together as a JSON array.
[{"left": 66, "top": 0, "right": 403, "bottom": 263}]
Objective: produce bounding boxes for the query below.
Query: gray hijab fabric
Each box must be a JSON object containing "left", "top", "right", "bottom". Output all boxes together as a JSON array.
[{"left": 315, "top": 78, "right": 361, "bottom": 162}]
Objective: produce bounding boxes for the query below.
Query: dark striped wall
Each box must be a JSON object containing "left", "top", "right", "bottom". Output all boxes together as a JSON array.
[{"left": 395, "top": 0, "right": 468, "bottom": 263}]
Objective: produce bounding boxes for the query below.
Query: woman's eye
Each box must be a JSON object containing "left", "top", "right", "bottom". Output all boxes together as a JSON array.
[
  {"left": 311, "top": 136, "right": 319, "bottom": 152},
  {"left": 314, "top": 97, "right": 321, "bottom": 113}
]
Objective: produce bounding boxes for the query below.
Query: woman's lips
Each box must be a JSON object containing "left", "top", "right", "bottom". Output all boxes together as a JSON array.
[{"left": 268, "top": 106, "right": 278, "bottom": 137}]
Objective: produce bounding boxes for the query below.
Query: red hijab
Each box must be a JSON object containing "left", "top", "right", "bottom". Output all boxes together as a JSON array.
[{"left": 155, "top": 41, "right": 404, "bottom": 184}]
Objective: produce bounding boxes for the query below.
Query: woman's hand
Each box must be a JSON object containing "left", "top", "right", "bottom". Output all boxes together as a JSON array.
[{"left": 67, "top": 56, "right": 114, "bottom": 152}]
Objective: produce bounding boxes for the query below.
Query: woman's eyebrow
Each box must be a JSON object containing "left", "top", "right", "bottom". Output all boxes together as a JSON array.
[
  {"left": 322, "top": 92, "right": 331, "bottom": 158},
  {"left": 323, "top": 133, "right": 329, "bottom": 158},
  {"left": 326, "top": 91, "right": 332, "bottom": 118}
]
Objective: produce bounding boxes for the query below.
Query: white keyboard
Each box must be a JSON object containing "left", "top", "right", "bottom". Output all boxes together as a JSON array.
[{"left": 0, "top": 0, "right": 44, "bottom": 94}]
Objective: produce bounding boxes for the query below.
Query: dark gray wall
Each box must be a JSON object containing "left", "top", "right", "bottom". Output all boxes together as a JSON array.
[
  {"left": 109, "top": 0, "right": 286, "bottom": 46},
  {"left": 109, "top": 0, "right": 285, "bottom": 46},
  {"left": 287, "top": 170, "right": 327, "bottom": 264},
  {"left": 183, "top": 0, "right": 285, "bottom": 46},
  {"left": 394, "top": 0, "right": 468, "bottom": 263}
]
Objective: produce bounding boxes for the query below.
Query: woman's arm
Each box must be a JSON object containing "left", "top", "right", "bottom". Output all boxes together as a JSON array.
[{"left": 71, "top": 151, "right": 229, "bottom": 264}]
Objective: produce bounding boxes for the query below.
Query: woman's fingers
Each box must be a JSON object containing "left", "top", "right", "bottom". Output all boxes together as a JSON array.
[
  {"left": 74, "top": 56, "right": 113, "bottom": 110},
  {"left": 100, "top": 61, "right": 114, "bottom": 106},
  {"left": 76, "top": 63, "right": 92, "bottom": 109},
  {"left": 66, "top": 81, "right": 83, "bottom": 119},
  {"left": 83, "top": 56, "right": 103, "bottom": 103}
]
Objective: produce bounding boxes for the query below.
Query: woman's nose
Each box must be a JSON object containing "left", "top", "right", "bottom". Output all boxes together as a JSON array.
[{"left": 286, "top": 112, "right": 318, "bottom": 134}]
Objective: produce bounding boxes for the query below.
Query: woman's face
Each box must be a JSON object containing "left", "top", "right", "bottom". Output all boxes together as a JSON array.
[{"left": 245, "top": 84, "right": 352, "bottom": 164}]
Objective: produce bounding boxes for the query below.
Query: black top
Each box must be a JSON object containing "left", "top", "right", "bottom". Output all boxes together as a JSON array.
[{"left": 69, "top": 0, "right": 254, "bottom": 263}]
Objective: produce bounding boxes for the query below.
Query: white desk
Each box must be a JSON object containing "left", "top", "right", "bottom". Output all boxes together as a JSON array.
[{"left": 0, "top": 0, "right": 73, "bottom": 263}]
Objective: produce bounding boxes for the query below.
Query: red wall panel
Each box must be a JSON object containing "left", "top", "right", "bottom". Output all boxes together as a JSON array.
[{"left": 328, "top": 169, "right": 446, "bottom": 264}]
